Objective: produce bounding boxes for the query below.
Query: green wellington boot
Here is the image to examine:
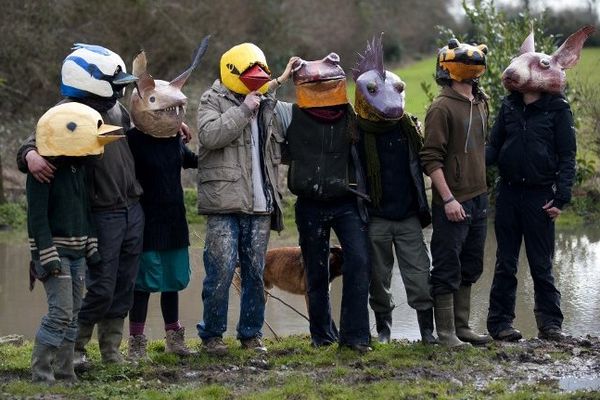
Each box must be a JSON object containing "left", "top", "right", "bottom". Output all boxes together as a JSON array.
[
  {"left": 74, "top": 322, "right": 94, "bottom": 369},
  {"left": 54, "top": 339, "right": 78, "bottom": 382},
  {"left": 31, "top": 340, "right": 57, "bottom": 383},
  {"left": 454, "top": 285, "right": 492, "bottom": 345},
  {"left": 97, "top": 318, "right": 125, "bottom": 364},
  {"left": 434, "top": 293, "right": 470, "bottom": 348}
]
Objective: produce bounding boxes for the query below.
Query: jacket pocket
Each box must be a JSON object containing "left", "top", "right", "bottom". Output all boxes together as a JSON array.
[
  {"left": 198, "top": 165, "right": 241, "bottom": 183},
  {"left": 453, "top": 156, "right": 461, "bottom": 182}
]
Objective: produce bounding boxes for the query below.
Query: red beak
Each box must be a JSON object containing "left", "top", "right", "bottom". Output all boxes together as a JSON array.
[{"left": 240, "top": 64, "right": 271, "bottom": 92}]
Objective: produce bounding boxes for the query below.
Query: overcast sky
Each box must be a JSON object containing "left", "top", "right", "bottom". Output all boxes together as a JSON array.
[{"left": 450, "top": 0, "right": 599, "bottom": 20}]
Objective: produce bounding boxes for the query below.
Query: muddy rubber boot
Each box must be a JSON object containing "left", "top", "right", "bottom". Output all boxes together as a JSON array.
[
  {"left": 416, "top": 308, "right": 438, "bottom": 345},
  {"left": 31, "top": 340, "right": 57, "bottom": 383},
  {"left": 165, "top": 327, "right": 196, "bottom": 356},
  {"left": 97, "top": 318, "right": 125, "bottom": 364},
  {"left": 127, "top": 334, "right": 149, "bottom": 362},
  {"left": 74, "top": 322, "right": 94, "bottom": 369},
  {"left": 434, "top": 293, "right": 470, "bottom": 348},
  {"left": 374, "top": 312, "right": 392, "bottom": 344},
  {"left": 54, "top": 340, "right": 77, "bottom": 382},
  {"left": 454, "top": 285, "right": 492, "bottom": 345}
]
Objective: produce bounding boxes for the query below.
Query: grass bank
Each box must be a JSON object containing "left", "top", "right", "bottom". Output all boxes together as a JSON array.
[{"left": 1, "top": 335, "right": 600, "bottom": 399}]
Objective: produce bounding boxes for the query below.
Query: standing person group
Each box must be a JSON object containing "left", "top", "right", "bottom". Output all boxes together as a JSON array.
[{"left": 21, "top": 25, "right": 594, "bottom": 382}]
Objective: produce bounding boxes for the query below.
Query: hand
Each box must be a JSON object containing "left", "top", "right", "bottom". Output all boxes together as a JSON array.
[
  {"left": 279, "top": 56, "right": 300, "bottom": 81},
  {"left": 542, "top": 200, "right": 561, "bottom": 220},
  {"left": 179, "top": 122, "right": 192, "bottom": 143},
  {"left": 444, "top": 200, "right": 466, "bottom": 222},
  {"left": 243, "top": 91, "right": 261, "bottom": 112},
  {"left": 25, "top": 150, "right": 56, "bottom": 183}
]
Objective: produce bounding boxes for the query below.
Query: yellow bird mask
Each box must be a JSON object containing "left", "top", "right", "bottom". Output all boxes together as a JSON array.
[{"left": 220, "top": 43, "right": 271, "bottom": 95}]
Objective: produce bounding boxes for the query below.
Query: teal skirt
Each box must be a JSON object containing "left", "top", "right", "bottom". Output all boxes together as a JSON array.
[{"left": 135, "top": 248, "right": 191, "bottom": 292}]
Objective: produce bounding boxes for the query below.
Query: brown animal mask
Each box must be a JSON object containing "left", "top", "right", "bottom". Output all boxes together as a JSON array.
[
  {"left": 502, "top": 25, "right": 595, "bottom": 94},
  {"left": 292, "top": 53, "right": 348, "bottom": 108},
  {"left": 130, "top": 36, "right": 210, "bottom": 138}
]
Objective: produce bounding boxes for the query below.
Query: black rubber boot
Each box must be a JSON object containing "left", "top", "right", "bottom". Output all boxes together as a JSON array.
[
  {"left": 31, "top": 340, "right": 57, "bottom": 383},
  {"left": 54, "top": 339, "right": 77, "bottom": 382},
  {"left": 416, "top": 308, "right": 438, "bottom": 345},
  {"left": 97, "top": 318, "right": 125, "bottom": 364},
  {"left": 74, "top": 321, "right": 94, "bottom": 369},
  {"left": 375, "top": 312, "right": 392, "bottom": 344}
]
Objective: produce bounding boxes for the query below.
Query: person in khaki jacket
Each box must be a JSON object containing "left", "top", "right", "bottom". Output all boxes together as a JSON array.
[
  {"left": 196, "top": 43, "right": 296, "bottom": 355},
  {"left": 420, "top": 38, "right": 493, "bottom": 347}
]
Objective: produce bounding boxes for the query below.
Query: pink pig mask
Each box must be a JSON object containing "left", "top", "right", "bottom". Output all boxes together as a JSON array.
[{"left": 502, "top": 25, "right": 595, "bottom": 94}]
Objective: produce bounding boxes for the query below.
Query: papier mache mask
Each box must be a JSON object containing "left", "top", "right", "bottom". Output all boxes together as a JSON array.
[
  {"left": 36, "top": 103, "right": 123, "bottom": 157},
  {"left": 292, "top": 53, "right": 348, "bottom": 108},
  {"left": 352, "top": 34, "right": 406, "bottom": 121},
  {"left": 220, "top": 43, "right": 272, "bottom": 95},
  {"left": 436, "top": 38, "right": 488, "bottom": 84},
  {"left": 502, "top": 25, "right": 595, "bottom": 94},
  {"left": 61, "top": 44, "right": 137, "bottom": 99},
  {"left": 130, "top": 36, "right": 210, "bottom": 138}
]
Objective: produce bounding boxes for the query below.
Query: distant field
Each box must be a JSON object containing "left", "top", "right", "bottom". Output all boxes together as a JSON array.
[{"left": 348, "top": 47, "right": 600, "bottom": 122}]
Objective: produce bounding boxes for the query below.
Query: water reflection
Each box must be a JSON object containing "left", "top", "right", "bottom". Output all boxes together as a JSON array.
[{"left": 1, "top": 225, "right": 599, "bottom": 341}]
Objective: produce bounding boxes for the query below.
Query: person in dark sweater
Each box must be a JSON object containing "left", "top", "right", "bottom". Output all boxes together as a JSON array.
[
  {"left": 27, "top": 102, "right": 122, "bottom": 382},
  {"left": 486, "top": 26, "right": 593, "bottom": 342},
  {"left": 420, "top": 38, "right": 492, "bottom": 347},
  {"left": 124, "top": 42, "right": 207, "bottom": 360},
  {"left": 353, "top": 36, "right": 435, "bottom": 345},
  {"left": 17, "top": 43, "right": 144, "bottom": 366}
]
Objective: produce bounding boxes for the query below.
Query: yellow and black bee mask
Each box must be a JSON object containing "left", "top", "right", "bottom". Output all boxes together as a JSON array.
[
  {"left": 436, "top": 38, "right": 488, "bottom": 84},
  {"left": 220, "top": 43, "right": 271, "bottom": 95}
]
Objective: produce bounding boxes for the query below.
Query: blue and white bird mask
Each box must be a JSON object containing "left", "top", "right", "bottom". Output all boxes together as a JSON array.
[{"left": 60, "top": 43, "right": 137, "bottom": 100}]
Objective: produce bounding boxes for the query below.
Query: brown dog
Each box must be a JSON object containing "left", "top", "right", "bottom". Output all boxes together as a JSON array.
[{"left": 233, "top": 246, "right": 343, "bottom": 302}]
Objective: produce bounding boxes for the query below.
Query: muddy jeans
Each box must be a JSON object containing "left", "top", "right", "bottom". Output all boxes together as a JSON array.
[
  {"left": 368, "top": 215, "right": 433, "bottom": 315},
  {"left": 197, "top": 214, "right": 270, "bottom": 340},
  {"left": 295, "top": 197, "right": 371, "bottom": 347},
  {"left": 35, "top": 257, "right": 86, "bottom": 347}
]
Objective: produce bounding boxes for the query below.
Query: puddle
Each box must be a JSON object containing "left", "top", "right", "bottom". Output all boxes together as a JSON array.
[{"left": 559, "top": 375, "right": 600, "bottom": 391}]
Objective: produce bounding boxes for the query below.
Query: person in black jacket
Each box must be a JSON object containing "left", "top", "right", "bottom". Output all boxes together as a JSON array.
[{"left": 485, "top": 26, "right": 593, "bottom": 341}]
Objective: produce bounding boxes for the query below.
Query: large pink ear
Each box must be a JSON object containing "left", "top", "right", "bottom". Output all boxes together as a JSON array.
[
  {"left": 132, "top": 51, "right": 155, "bottom": 97},
  {"left": 552, "top": 25, "right": 596, "bottom": 69},
  {"left": 519, "top": 30, "right": 535, "bottom": 55},
  {"left": 136, "top": 73, "right": 155, "bottom": 97}
]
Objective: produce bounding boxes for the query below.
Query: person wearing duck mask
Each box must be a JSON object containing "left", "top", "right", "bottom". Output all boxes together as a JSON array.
[
  {"left": 420, "top": 38, "right": 493, "bottom": 347},
  {"left": 196, "top": 43, "right": 296, "bottom": 355}
]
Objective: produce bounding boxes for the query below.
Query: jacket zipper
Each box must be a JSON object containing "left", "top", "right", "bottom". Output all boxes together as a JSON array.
[{"left": 464, "top": 99, "right": 474, "bottom": 153}]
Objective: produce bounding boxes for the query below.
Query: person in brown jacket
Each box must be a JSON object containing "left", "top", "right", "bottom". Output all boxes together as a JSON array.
[{"left": 420, "top": 38, "right": 493, "bottom": 347}]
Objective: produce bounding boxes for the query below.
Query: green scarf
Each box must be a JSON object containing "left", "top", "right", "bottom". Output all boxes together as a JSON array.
[{"left": 359, "top": 113, "right": 424, "bottom": 208}]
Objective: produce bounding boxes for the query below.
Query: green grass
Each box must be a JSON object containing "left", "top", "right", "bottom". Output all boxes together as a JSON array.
[{"left": 1, "top": 337, "right": 598, "bottom": 399}]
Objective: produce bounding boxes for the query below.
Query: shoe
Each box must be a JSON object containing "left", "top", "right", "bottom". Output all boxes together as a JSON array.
[
  {"left": 454, "top": 285, "right": 492, "bottom": 345},
  {"left": 340, "top": 343, "right": 372, "bottom": 354},
  {"left": 416, "top": 308, "right": 438, "bottom": 345},
  {"left": 492, "top": 327, "right": 522, "bottom": 342},
  {"left": 202, "top": 337, "right": 228, "bottom": 355},
  {"left": 374, "top": 312, "right": 392, "bottom": 344},
  {"left": 165, "top": 327, "right": 196, "bottom": 356},
  {"left": 434, "top": 293, "right": 470, "bottom": 348},
  {"left": 538, "top": 326, "right": 566, "bottom": 341},
  {"left": 54, "top": 340, "right": 78, "bottom": 382},
  {"left": 311, "top": 340, "right": 336, "bottom": 348},
  {"left": 127, "top": 334, "right": 149, "bottom": 361},
  {"left": 31, "top": 339, "right": 57, "bottom": 383},
  {"left": 97, "top": 318, "right": 125, "bottom": 364},
  {"left": 240, "top": 337, "right": 268, "bottom": 354}
]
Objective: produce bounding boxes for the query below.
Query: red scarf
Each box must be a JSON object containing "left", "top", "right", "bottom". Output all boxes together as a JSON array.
[{"left": 303, "top": 105, "right": 347, "bottom": 123}]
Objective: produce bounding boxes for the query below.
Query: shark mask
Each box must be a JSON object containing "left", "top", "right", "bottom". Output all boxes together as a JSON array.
[
  {"left": 36, "top": 102, "right": 123, "bottom": 157},
  {"left": 130, "top": 36, "right": 210, "bottom": 138}
]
